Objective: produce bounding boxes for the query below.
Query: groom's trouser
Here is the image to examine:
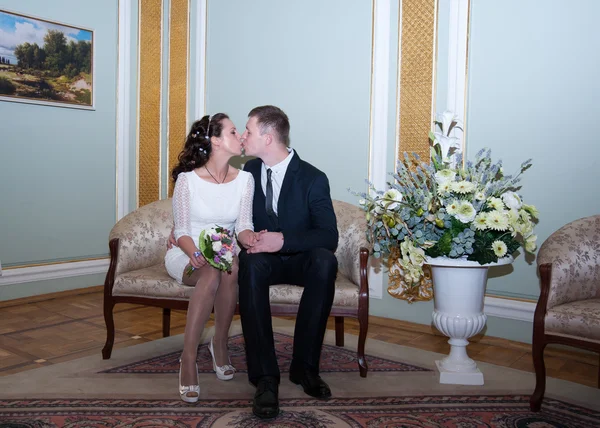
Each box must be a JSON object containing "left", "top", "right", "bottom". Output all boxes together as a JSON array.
[{"left": 238, "top": 248, "right": 337, "bottom": 385}]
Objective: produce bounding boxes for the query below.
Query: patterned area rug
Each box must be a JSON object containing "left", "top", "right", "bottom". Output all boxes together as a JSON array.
[
  {"left": 100, "top": 333, "right": 429, "bottom": 374},
  {"left": 1, "top": 395, "right": 599, "bottom": 427}
]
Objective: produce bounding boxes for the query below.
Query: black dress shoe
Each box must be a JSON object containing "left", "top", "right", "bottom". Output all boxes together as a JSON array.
[
  {"left": 252, "top": 376, "right": 279, "bottom": 419},
  {"left": 289, "top": 369, "right": 332, "bottom": 399}
]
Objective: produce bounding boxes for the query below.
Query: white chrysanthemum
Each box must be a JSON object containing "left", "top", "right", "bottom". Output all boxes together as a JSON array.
[
  {"left": 492, "top": 240, "right": 507, "bottom": 257},
  {"left": 486, "top": 210, "right": 509, "bottom": 231},
  {"left": 437, "top": 181, "right": 452, "bottom": 195},
  {"left": 446, "top": 200, "right": 460, "bottom": 215},
  {"left": 474, "top": 213, "right": 488, "bottom": 230},
  {"left": 455, "top": 201, "right": 476, "bottom": 223},
  {"left": 212, "top": 241, "right": 223, "bottom": 252},
  {"left": 451, "top": 180, "right": 477, "bottom": 194},
  {"left": 501, "top": 191, "right": 523, "bottom": 210},
  {"left": 475, "top": 191, "right": 486, "bottom": 201},
  {"left": 434, "top": 169, "right": 456, "bottom": 184},
  {"left": 525, "top": 234, "right": 537, "bottom": 252},
  {"left": 383, "top": 189, "right": 403, "bottom": 210},
  {"left": 358, "top": 199, "right": 366, "bottom": 206},
  {"left": 487, "top": 197, "right": 505, "bottom": 211}
]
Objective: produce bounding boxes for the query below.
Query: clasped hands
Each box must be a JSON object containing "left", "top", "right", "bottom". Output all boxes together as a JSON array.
[
  {"left": 236, "top": 230, "right": 284, "bottom": 253},
  {"left": 167, "top": 229, "right": 284, "bottom": 256}
]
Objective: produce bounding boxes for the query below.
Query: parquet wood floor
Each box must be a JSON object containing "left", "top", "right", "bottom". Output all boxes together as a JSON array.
[{"left": 0, "top": 286, "right": 598, "bottom": 387}]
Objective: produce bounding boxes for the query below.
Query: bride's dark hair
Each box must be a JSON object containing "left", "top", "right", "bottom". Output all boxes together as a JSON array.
[{"left": 171, "top": 113, "right": 229, "bottom": 182}]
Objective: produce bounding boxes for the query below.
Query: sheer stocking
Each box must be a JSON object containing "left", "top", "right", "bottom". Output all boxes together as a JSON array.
[
  {"left": 212, "top": 257, "right": 239, "bottom": 375},
  {"left": 180, "top": 264, "right": 220, "bottom": 387}
]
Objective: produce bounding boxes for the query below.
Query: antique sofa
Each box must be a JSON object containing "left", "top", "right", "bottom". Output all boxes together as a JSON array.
[
  {"left": 102, "top": 198, "right": 371, "bottom": 377},
  {"left": 530, "top": 215, "right": 600, "bottom": 411}
]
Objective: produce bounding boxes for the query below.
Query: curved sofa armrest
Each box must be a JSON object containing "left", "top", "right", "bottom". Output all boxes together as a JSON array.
[
  {"left": 108, "top": 198, "right": 174, "bottom": 276},
  {"left": 538, "top": 215, "right": 600, "bottom": 309},
  {"left": 333, "top": 200, "right": 372, "bottom": 286}
]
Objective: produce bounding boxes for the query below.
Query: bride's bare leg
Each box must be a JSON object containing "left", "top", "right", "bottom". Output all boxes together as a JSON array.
[
  {"left": 180, "top": 264, "right": 220, "bottom": 387},
  {"left": 212, "top": 257, "right": 239, "bottom": 374}
]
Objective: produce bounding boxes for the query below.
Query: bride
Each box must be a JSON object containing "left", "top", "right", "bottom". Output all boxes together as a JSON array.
[{"left": 165, "top": 113, "right": 259, "bottom": 403}]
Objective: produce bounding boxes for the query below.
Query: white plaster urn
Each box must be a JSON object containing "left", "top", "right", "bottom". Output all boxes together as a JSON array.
[{"left": 425, "top": 255, "right": 514, "bottom": 385}]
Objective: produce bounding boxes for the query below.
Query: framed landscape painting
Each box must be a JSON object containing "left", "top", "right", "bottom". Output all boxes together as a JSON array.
[{"left": 0, "top": 9, "right": 94, "bottom": 110}]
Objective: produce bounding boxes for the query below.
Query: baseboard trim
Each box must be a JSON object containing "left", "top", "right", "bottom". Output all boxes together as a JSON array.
[
  {"left": 484, "top": 296, "right": 536, "bottom": 322},
  {"left": 0, "top": 259, "right": 110, "bottom": 286}
]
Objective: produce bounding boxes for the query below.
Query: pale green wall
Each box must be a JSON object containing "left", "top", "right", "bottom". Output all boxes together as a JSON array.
[
  {"left": 204, "top": 0, "right": 372, "bottom": 200},
  {"left": 0, "top": 0, "right": 118, "bottom": 267},
  {"left": 0, "top": 0, "right": 117, "bottom": 299},
  {"left": 467, "top": 0, "right": 600, "bottom": 299}
]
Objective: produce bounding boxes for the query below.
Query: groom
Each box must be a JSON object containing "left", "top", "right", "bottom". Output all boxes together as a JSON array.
[{"left": 236, "top": 105, "right": 338, "bottom": 419}]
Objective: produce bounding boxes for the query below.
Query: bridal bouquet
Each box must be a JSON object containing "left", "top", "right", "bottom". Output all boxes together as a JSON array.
[
  {"left": 186, "top": 225, "right": 235, "bottom": 275},
  {"left": 352, "top": 111, "right": 538, "bottom": 302}
]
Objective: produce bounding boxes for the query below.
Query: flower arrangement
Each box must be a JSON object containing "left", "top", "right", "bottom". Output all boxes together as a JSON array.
[
  {"left": 352, "top": 111, "right": 538, "bottom": 302},
  {"left": 186, "top": 225, "right": 236, "bottom": 275}
]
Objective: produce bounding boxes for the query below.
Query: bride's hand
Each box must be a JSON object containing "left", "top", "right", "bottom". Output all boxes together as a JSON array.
[
  {"left": 189, "top": 251, "right": 207, "bottom": 269},
  {"left": 238, "top": 230, "right": 260, "bottom": 248}
]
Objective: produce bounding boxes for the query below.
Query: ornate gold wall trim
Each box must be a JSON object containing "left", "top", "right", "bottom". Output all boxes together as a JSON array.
[
  {"left": 167, "top": 0, "right": 189, "bottom": 197},
  {"left": 137, "top": 0, "right": 163, "bottom": 207},
  {"left": 397, "top": 0, "right": 437, "bottom": 160}
]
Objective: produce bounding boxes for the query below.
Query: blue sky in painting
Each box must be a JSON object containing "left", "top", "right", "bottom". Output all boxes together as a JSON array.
[{"left": 0, "top": 11, "right": 91, "bottom": 65}]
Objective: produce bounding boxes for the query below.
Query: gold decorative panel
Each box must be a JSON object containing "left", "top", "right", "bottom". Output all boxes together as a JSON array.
[
  {"left": 137, "top": 0, "right": 163, "bottom": 207},
  {"left": 167, "top": 0, "right": 189, "bottom": 197},
  {"left": 388, "top": 0, "right": 437, "bottom": 302},
  {"left": 397, "top": 0, "right": 437, "bottom": 160}
]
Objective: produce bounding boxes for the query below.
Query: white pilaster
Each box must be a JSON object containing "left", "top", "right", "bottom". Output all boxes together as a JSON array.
[
  {"left": 117, "top": 0, "right": 132, "bottom": 220},
  {"left": 367, "top": 0, "right": 392, "bottom": 299}
]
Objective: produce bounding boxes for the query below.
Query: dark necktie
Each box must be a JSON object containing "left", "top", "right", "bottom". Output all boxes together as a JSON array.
[{"left": 266, "top": 168, "right": 276, "bottom": 217}]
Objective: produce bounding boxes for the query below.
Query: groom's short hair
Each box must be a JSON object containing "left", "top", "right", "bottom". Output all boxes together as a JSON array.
[{"left": 248, "top": 105, "right": 290, "bottom": 146}]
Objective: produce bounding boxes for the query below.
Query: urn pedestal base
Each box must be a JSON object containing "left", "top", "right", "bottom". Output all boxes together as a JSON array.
[{"left": 426, "top": 255, "right": 514, "bottom": 386}]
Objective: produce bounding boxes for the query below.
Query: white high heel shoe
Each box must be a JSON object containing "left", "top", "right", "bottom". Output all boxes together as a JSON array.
[
  {"left": 208, "top": 338, "right": 235, "bottom": 381},
  {"left": 179, "top": 358, "right": 200, "bottom": 403}
]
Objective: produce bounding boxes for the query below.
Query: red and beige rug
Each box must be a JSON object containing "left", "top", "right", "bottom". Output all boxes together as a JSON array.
[{"left": 0, "top": 319, "right": 598, "bottom": 427}]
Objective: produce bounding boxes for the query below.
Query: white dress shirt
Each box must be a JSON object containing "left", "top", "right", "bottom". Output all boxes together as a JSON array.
[{"left": 261, "top": 148, "right": 294, "bottom": 215}]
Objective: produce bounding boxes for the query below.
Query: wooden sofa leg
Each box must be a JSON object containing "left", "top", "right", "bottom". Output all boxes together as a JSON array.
[
  {"left": 163, "top": 308, "right": 171, "bottom": 338},
  {"left": 597, "top": 354, "right": 600, "bottom": 389},
  {"left": 102, "top": 301, "right": 115, "bottom": 360},
  {"left": 530, "top": 337, "right": 547, "bottom": 411},
  {"left": 358, "top": 313, "right": 368, "bottom": 378},
  {"left": 335, "top": 317, "right": 344, "bottom": 347}
]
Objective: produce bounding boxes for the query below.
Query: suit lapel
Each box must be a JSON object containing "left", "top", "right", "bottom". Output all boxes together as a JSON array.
[{"left": 277, "top": 151, "right": 301, "bottom": 219}]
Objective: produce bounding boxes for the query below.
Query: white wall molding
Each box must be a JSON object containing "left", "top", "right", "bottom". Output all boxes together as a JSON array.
[
  {"left": 445, "top": 0, "right": 470, "bottom": 144},
  {"left": 484, "top": 296, "right": 536, "bottom": 322},
  {"left": 367, "top": 0, "right": 392, "bottom": 300},
  {"left": 192, "top": 0, "right": 207, "bottom": 121},
  {"left": 117, "top": 0, "right": 132, "bottom": 220},
  {"left": 0, "top": 260, "right": 110, "bottom": 287}
]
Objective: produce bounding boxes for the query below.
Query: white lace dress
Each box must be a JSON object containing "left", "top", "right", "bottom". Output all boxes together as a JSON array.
[{"left": 165, "top": 169, "right": 254, "bottom": 283}]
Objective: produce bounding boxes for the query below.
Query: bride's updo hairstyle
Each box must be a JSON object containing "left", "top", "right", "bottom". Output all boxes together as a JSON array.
[{"left": 171, "top": 113, "right": 229, "bottom": 182}]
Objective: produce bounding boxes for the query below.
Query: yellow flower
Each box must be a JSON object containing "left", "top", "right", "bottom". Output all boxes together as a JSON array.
[
  {"left": 446, "top": 200, "right": 460, "bottom": 215},
  {"left": 486, "top": 210, "right": 509, "bottom": 231},
  {"left": 474, "top": 213, "right": 488, "bottom": 230},
  {"left": 437, "top": 181, "right": 452, "bottom": 195},
  {"left": 492, "top": 240, "right": 507, "bottom": 257},
  {"left": 451, "top": 180, "right": 476, "bottom": 194},
  {"left": 487, "top": 197, "right": 505, "bottom": 211}
]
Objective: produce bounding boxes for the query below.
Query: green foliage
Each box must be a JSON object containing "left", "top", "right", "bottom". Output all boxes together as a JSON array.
[
  {"left": 0, "top": 76, "right": 16, "bottom": 95},
  {"left": 426, "top": 218, "right": 468, "bottom": 258},
  {"left": 14, "top": 30, "right": 91, "bottom": 77}
]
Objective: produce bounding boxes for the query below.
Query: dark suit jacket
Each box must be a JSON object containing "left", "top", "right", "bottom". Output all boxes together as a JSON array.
[{"left": 243, "top": 151, "right": 338, "bottom": 254}]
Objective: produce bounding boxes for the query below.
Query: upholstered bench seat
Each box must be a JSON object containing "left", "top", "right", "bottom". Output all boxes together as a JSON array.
[
  {"left": 102, "top": 198, "right": 371, "bottom": 377},
  {"left": 113, "top": 263, "right": 361, "bottom": 310}
]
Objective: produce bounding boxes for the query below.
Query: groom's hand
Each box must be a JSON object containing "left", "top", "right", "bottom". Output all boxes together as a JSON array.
[{"left": 247, "top": 232, "right": 284, "bottom": 254}]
